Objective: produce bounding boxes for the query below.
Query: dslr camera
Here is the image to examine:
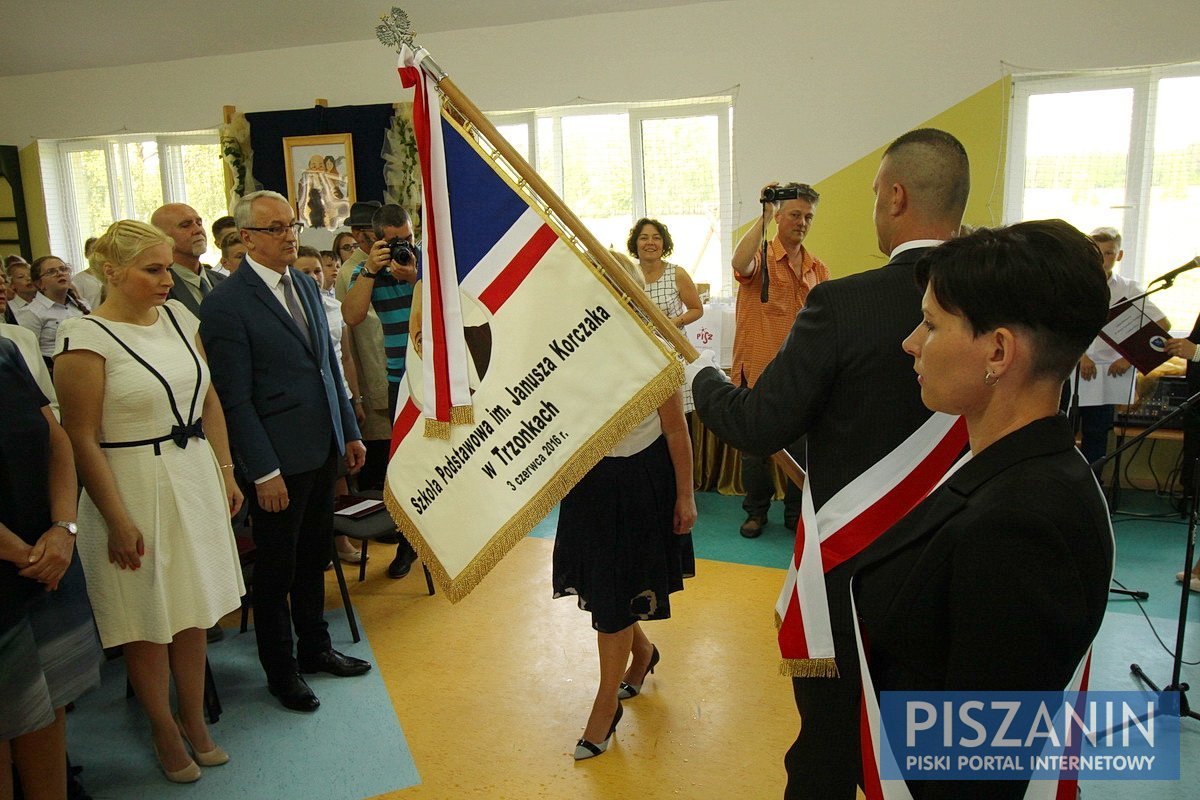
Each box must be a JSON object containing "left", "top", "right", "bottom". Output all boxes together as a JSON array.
[{"left": 388, "top": 238, "right": 417, "bottom": 266}]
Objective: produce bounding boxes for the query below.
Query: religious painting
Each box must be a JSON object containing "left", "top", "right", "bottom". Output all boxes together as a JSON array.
[{"left": 283, "top": 133, "right": 356, "bottom": 229}]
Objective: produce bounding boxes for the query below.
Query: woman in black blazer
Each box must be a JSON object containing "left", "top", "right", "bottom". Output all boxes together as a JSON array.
[{"left": 854, "top": 220, "right": 1115, "bottom": 799}]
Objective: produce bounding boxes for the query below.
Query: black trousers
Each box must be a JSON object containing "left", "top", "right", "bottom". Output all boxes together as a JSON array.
[
  {"left": 250, "top": 448, "right": 338, "bottom": 682},
  {"left": 355, "top": 440, "right": 390, "bottom": 491},
  {"left": 741, "top": 438, "right": 805, "bottom": 523},
  {"left": 783, "top": 674, "right": 862, "bottom": 800}
]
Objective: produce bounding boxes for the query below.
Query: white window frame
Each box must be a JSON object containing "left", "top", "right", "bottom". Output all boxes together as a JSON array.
[
  {"left": 489, "top": 98, "right": 734, "bottom": 290},
  {"left": 1004, "top": 62, "right": 1200, "bottom": 289},
  {"left": 41, "top": 130, "right": 220, "bottom": 268}
]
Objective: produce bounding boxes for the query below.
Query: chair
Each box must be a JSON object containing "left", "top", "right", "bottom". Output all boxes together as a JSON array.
[{"left": 334, "top": 491, "right": 435, "bottom": 596}]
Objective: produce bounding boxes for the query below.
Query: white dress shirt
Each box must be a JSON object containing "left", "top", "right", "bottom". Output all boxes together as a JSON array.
[
  {"left": 244, "top": 256, "right": 312, "bottom": 484},
  {"left": 19, "top": 292, "right": 85, "bottom": 356}
]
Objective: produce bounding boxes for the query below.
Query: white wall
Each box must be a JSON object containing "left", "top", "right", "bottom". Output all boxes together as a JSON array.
[{"left": 2, "top": 0, "right": 1198, "bottom": 216}]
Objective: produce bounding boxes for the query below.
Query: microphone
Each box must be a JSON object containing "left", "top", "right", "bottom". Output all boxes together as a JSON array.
[{"left": 1149, "top": 256, "right": 1200, "bottom": 286}]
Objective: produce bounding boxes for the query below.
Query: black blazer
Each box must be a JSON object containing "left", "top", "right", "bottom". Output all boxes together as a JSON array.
[
  {"left": 167, "top": 265, "right": 224, "bottom": 317},
  {"left": 198, "top": 259, "right": 359, "bottom": 480},
  {"left": 853, "top": 416, "right": 1112, "bottom": 798},
  {"left": 694, "top": 246, "right": 940, "bottom": 671}
]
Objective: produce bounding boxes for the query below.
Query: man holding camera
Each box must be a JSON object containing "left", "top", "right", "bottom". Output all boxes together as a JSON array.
[
  {"left": 729, "top": 182, "right": 828, "bottom": 539},
  {"left": 342, "top": 203, "right": 420, "bottom": 578}
]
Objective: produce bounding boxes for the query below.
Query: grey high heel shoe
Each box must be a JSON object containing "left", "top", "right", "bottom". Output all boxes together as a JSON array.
[{"left": 573, "top": 702, "right": 623, "bottom": 761}]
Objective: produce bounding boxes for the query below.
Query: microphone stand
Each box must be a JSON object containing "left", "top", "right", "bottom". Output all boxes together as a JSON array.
[{"left": 1093, "top": 389, "right": 1200, "bottom": 724}]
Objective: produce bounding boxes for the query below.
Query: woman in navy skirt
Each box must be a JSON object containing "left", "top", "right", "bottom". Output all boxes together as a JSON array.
[
  {"left": 0, "top": 336, "right": 101, "bottom": 799},
  {"left": 553, "top": 253, "right": 697, "bottom": 760}
]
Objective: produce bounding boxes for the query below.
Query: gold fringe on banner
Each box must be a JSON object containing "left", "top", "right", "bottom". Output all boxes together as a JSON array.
[
  {"left": 384, "top": 360, "right": 685, "bottom": 604},
  {"left": 449, "top": 405, "right": 474, "bottom": 425},
  {"left": 780, "top": 658, "right": 840, "bottom": 678},
  {"left": 423, "top": 418, "right": 451, "bottom": 439}
]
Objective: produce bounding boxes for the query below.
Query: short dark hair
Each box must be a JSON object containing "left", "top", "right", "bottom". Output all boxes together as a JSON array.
[
  {"left": 372, "top": 204, "right": 411, "bottom": 239},
  {"left": 915, "top": 219, "right": 1108, "bottom": 381},
  {"left": 319, "top": 250, "right": 337, "bottom": 262},
  {"left": 219, "top": 232, "right": 243, "bottom": 256},
  {"left": 626, "top": 218, "right": 674, "bottom": 258},
  {"left": 211, "top": 215, "right": 236, "bottom": 239},
  {"left": 30, "top": 255, "right": 66, "bottom": 283},
  {"left": 883, "top": 128, "right": 970, "bottom": 223},
  {"left": 296, "top": 245, "right": 321, "bottom": 260}
]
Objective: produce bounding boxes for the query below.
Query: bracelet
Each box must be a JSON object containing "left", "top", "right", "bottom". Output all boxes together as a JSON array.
[{"left": 219, "top": 463, "right": 235, "bottom": 470}]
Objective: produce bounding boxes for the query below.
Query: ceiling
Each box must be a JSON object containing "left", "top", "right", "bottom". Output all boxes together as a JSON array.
[{"left": 0, "top": 1, "right": 716, "bottom": 78}]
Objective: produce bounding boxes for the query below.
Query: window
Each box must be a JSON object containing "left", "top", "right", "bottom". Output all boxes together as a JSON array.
[
  {"left": 40, "top": 131, "right": 226, "bottom": 269},
  {"left": 1005, "top": 64, "right": 1200, "bottom": 331},
  {"left": 490, "top": 98, "right": 733, "bottom": 296}
]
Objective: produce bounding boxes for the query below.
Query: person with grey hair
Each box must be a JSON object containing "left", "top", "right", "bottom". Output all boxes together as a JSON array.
[
  {"left": 151, "top": 203, "right": 223, "bottom": 317},
  {"left": 340, "top": 202, "right": 420, "bottom": 578},
  {"left": 691, "top": 128, "right": 972, "bottom": 799},
  {"left": 199, "top": 190, "right": 371, "bottom": 712}
]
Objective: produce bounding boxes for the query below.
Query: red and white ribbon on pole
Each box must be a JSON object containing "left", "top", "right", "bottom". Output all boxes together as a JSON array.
[{"left": 398, "top": 44, "right": 473, "bottom": 438}]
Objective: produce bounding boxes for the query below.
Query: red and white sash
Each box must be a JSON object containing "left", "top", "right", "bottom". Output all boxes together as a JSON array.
[
  {"left": 855, "top": 589, "right": 1096, "bottom": 800},
  {"left": 855, "top": 463, "right": 1114, "bottom": 800},
  {"left": 776, "top": 412, "right": 969, "bottom": 676}
]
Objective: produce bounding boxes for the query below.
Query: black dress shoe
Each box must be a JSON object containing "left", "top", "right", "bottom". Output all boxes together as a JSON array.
[
  {"left": 298, "top": 649, "right": 372, "bottom": 677},
  {"left": 268, "top": 673, "right": 320, "bottom": 712},
  {"left": 387, "top": 548, "right": 415, "bottom": 579}
]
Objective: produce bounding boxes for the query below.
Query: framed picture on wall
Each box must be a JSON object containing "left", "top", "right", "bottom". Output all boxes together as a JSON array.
[{"left": 283, "top": 133, "right": 356, "bottom": 230}]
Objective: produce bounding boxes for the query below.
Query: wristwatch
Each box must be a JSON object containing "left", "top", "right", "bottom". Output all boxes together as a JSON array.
[
  {"left": 53, "top": 521, "right": 78, "bottom": 536},
  {"left": 360, "top": 269, "right": 379, "bottom": 279}
]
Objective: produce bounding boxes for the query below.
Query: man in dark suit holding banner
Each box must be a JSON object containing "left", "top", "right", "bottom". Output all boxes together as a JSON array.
[
  {"left": 199, "top": 190, "right": 370, "bottom": 713},
  {"left": 690, "top": 129, "right": 971, "bottom": 798}
]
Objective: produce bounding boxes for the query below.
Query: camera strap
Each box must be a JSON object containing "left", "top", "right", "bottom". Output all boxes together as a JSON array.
[{"left": 759, "top": 202, "right": 772, "bottom": 302}]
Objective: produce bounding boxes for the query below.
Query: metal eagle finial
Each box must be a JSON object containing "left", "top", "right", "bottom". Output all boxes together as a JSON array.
[{"left": 376, "top": 7, "right": 416, "bottom": 51}]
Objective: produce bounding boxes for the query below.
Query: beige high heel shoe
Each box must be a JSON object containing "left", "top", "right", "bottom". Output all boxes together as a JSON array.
[
  {"left": 153, "top": 742, "right": 201, "bottom": 783},
  {"left": 175, "top": 714, "right": 230, "bottom": 767}
]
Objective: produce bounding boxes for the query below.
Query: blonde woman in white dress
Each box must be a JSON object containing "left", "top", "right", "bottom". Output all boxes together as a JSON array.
[{"left": 54, "top": 220, "right": 245, "bottom": 784}]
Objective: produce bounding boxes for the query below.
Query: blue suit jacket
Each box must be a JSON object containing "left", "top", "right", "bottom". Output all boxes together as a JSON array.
[{"left": 198, "top": 258, "right": 360, "bottom": 480}]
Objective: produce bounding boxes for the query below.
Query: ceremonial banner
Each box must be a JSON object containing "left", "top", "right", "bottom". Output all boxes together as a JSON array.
[{"left": 382, "top": 43, "right": 684, "bottom": 602}]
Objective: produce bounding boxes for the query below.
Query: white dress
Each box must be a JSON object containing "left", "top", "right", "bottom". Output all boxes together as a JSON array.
[{"left": 55, "top": 300, "right": 244, "bottom": 647}]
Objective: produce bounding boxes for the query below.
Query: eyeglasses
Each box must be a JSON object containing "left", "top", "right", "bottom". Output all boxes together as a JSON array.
[
  {"left": 243, "top": 223, "right": 304, "bottom": 237},
  {"left": 39, "top": 266, "right": 72, "bottom": 277},
  {"left": 338, "top": 243, "right": 356, "bottom": 251}
]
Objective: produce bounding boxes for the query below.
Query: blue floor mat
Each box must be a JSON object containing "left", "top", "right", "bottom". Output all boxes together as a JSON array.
[{"left": 66, "top": 614, "right": 417, "bottom": 799}]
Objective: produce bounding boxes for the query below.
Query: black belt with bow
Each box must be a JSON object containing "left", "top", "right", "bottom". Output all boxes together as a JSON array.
[{"left": 101, "top": 418, "right": 206, "bottom": 455}]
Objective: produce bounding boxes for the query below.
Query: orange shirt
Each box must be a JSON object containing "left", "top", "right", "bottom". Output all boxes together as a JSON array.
[{"left": 732, "top": 237, "right": 829, "bottom": 388}]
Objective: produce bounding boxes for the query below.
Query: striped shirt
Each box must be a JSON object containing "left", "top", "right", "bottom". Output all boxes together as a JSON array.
[{"left": 349, "top": 262, "right": 415, "bottom": 383}]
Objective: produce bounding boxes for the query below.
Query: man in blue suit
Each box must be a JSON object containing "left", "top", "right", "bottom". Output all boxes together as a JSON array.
[{"left": 199, "top": 190, "right": 370, "bottom": 712}]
